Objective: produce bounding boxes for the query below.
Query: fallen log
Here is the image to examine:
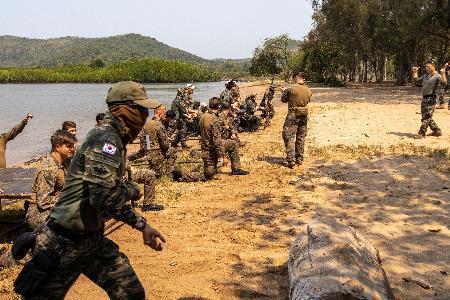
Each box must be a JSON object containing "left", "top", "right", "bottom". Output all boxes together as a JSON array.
[{"left": 288, "top": 218, "right": 394, "bottom": 300}]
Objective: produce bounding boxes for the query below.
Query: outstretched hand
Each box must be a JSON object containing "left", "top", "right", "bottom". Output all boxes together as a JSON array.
[
  {"left": 24, "top": 113, "right": 33, "bottom": 122},
  {"left": 412, "top": 66, "right": 420, "bottom": 73},
  {"left": 440, "top": 63, "right": 448, "bottom": 74},
  {"left": 142, "top": 224, "right": 166, "bottom": 251}
]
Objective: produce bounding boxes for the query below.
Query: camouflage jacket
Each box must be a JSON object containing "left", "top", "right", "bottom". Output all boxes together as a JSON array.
[
  {"left": 135, "top": 119, "right": 175, "bottom": 159},
  {"left": 0, "top": 119, "right": 28, "bottom": 168},
  {"left": 244, "top": 98, "right": 257, "bottom": 115},
  {"left": 199, "top": 111, "right": 224, "bottom": 156},
  {"left": 31, "top": 153, "right": 67, "bottom": 210},
  {"left": 50, "top": 112, "right": 146, "bottom": 232},
  {"left": 220, "top": 89, "right": 233, "bottom": 105},
  {"left": 260, "top": 88, "right": 275, "bottom": 108},
  {"left": 217, "top": 111, "right": 235, "bottom": 140}
]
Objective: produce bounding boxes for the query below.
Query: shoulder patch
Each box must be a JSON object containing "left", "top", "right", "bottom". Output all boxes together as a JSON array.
[{"left": 102, "top": 143, "right": 117, "bottom": 156}]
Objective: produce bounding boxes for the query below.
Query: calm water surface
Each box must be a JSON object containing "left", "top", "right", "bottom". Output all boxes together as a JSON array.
[{"left": 0, "top": 82, "right": 226, "bottom": 166}]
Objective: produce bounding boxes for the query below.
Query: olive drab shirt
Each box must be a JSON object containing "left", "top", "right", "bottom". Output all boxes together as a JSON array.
[
  {"left": 281, "top": 83, "right": 312, "bottom": 109},
  {"left": 144, "top": 119, "right": 174, "bottom": 158},
  {"left": 31, "top": 153, "right": 66, "bottom": 210},
  {"left": 199, "top": 111, "right": 224, "bottom": 156},
  {"left": 0, "top": 119, "right": 28, "bottom": 168},
  {"left": 50, "top": 112, "right": 145, "bottom": 232}
]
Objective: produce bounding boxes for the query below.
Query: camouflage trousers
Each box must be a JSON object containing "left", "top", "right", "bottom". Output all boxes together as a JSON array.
[
  {"left": 148, "top": 150, "right": 177, "bottom": 178},
  {"left": 437, "top": 87, "right": 448, "bottom": 106},
  {"left": 282, "top": 112, "right": 308, "bottom": 164},
  {"left": 171, "top": 121, "right": 188, "bottom": 148},
  {"left": 131, "top": 168, "right": 156, "bottom": 205},
  {"left": 419, "top": 97, "right": 440, "bottom": 134},
  {"left": 24, "top": 225, "right": 145, "bottom": 299},
  {"left": 180, "top": 140, "right": 241, "bottom": 182},
  {"left": 25, "top": 204, "right": 50, "bottom": 230}
]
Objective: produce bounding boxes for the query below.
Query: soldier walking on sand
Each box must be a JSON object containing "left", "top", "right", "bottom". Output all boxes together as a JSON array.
[
  {"left": 281, "top": 71, "right": 312, "bottom": 168},
  {"left": 0, "top": 113, "right": 33, "bottom": 168},
  {"left": 26, "top": 130, "right": 76, "bottom": 229},
  {"left": 13, "top": 81, "right": 165, "bottom": 299},
  {"left": 412, "top": 62, "right": 448, "bottom": 137}
]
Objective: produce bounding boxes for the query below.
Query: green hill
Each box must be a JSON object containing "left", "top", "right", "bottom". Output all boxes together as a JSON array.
[{"left": 0, "top": 33, "right": 208, "bottom": 67}]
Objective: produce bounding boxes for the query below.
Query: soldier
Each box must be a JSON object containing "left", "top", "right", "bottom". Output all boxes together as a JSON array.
[
  {"left": 95, "top": 113, "right": 105, "bottom": 126},
  {"left": 173, "top": 97, "right": 249, "bottom": 182},
  {"left": 13, "top": 81, "right": 166, "bottom": 299},
  {"left": 281, "top": 71, "right": 312, "bottom": 168},
  {"left": 259, "top": 84, "right": 276, "bottom": 127},
  {"left": 25, "top": 130, "right": 77, "bottom": 229},
  {"left": 412, "top": 62, "right": 448, "bottom": 137},
  {"left": 61, "top": 121, "right": 77, "bottom": 137},
  {"left": 129, "top": 105, "right": 177, "bottom": 212},
  {"left": 220, "top": 80, "right": 240, "bottom": 106},
  {"left": 239, "top": 93, "right": 261, "bottom": 132},
  {"left": 171, "top": 85, "right": 196, "bottom": 148},
  {"left": 0, "top": 113, "right": 33, "bottom": 168},
  {"left": 436, "top": 60, "right": 449, "bottom": 109}
]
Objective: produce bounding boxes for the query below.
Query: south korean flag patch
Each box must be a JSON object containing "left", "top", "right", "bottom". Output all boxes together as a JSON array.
[{"left": 102, "top": 143, "right": 117, "bottom": 156}]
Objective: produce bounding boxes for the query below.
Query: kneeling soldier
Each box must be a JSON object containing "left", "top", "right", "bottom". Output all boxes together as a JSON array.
[{"left": 26, "top": 130, "right": 76, "bottom": 229}]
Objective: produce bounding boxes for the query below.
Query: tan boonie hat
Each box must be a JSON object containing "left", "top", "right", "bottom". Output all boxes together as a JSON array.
[
  {"left": 185, "top": 83, "right": 196, "bottom": 90},
  {"left": 106, "top": 81, "right": 162, "bottom": 109}
]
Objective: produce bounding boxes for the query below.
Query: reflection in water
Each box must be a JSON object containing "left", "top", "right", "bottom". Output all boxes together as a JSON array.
[{"left": 0, "top": 82, "right": 225, "bottom": 165}]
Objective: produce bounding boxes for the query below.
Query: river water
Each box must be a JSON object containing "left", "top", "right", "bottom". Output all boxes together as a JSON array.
[{"left": 0, "top": 82, "right": 226, "bottom": 166}]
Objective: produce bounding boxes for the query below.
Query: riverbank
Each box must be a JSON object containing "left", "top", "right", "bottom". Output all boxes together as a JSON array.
[
  {"left": 0, "top": 57, "right": 219, "bottom": 83},
  {"left": 1, "top": 82, "right": 449, "bottom": 299}
]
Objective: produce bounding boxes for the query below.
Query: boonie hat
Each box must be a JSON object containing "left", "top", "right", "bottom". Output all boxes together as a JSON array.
[
  {"left": 185, "top": 84, "right": 196, "bottom": 90},
  {"left": 106, "top": 81, "right": 162, "bottom": 109}
]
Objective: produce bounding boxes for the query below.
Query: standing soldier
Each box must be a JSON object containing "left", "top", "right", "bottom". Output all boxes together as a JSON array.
[
  {"left": 26, "top": 130, "right": 76, "bottom": 229},
  {"left": 0, "top": 113, "right": 33, "bottom": 168},
  {"left": 172, "top": 85, "right": 196, "bottom": 148},
  {"left": 412, "top": 62, "right": 448, "bottom": 137},
  {"left": 13, "top": 81, "right": 166, "bottom": 299},
  {"left": 173, "top": 97, "right": 249, "bottom": 182},
  {"left": 281, "top": 71, "right": 312, "bottom": 168},
  {"left": 436, "top": 60, "right": 449, "bottom": 109},
  {"left": 259, "top": 84, "right": 276, "bottom": 127}
]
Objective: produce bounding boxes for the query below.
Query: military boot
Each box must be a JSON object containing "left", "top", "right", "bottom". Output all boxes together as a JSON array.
[
  {"left": 142, "top": 203, "right": 164, "bottom": 212},
  {"left": 231, "top": 168, "right": 249, "bottom": 175}
]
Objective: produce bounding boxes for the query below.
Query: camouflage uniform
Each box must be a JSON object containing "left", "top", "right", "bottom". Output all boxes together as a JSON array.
[
  {"left": 22, "top": 112, "right": 148, "bottom": 299},
  {"left": 129, "top": 119, "right": 176, "bottom": 205},
  {"left": 281, "top": 83, "right": 312, "bottom": 165},
  {"left": 179, "top": 111, "right": 241, "bottom": 182},
  {"left": 171, "top": 90, "right": 192, "bottom": 148},
  {"left": 414, "top": 73, "right": 447, "bottom": 135},
  {"left": 26, "top": 153, "right": 67, "bottom": 229},
  {"left": 0, "top": 118, "right": 29, "bottom": 168},
  {"left": 220, "top": 89, "right": 233, "bottom": 106},
  {"left": 260, "top": 87, "right": 275, "bottom": 125},
  {"left": 220, "top": 86, "right": 240, "bottom": 106},
  {"left": 437, "top": 84, "right": 448, "bottom": 108},
  {"left": 239, "top": 96, "right": 261, "bottom": 132}
]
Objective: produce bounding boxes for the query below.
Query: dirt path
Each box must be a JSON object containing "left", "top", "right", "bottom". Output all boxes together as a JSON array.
[{"left": 2, "top": 83, "right": 449, "bottom": 299}]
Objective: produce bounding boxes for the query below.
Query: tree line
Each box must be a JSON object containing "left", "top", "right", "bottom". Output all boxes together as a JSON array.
[
  {"left": 250, "top": 0, "right": 449, "bottom": 85},
  {"left": 0, "top": 57, "right": 220, "bottom": 83}
]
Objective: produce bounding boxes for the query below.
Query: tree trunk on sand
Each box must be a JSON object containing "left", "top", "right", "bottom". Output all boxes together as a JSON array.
[{"left": 288, "top": 219, "right": 394, "bottom": 300}]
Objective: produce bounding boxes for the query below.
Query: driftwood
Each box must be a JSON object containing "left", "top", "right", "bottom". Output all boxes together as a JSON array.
[{"left": 288, "top": 218, "right": 394, "bottom": 300}]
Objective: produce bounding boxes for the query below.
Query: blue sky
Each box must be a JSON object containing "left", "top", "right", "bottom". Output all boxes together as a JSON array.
[{"left": 1, "top": 0, "right": 314, "bottom": 59}]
